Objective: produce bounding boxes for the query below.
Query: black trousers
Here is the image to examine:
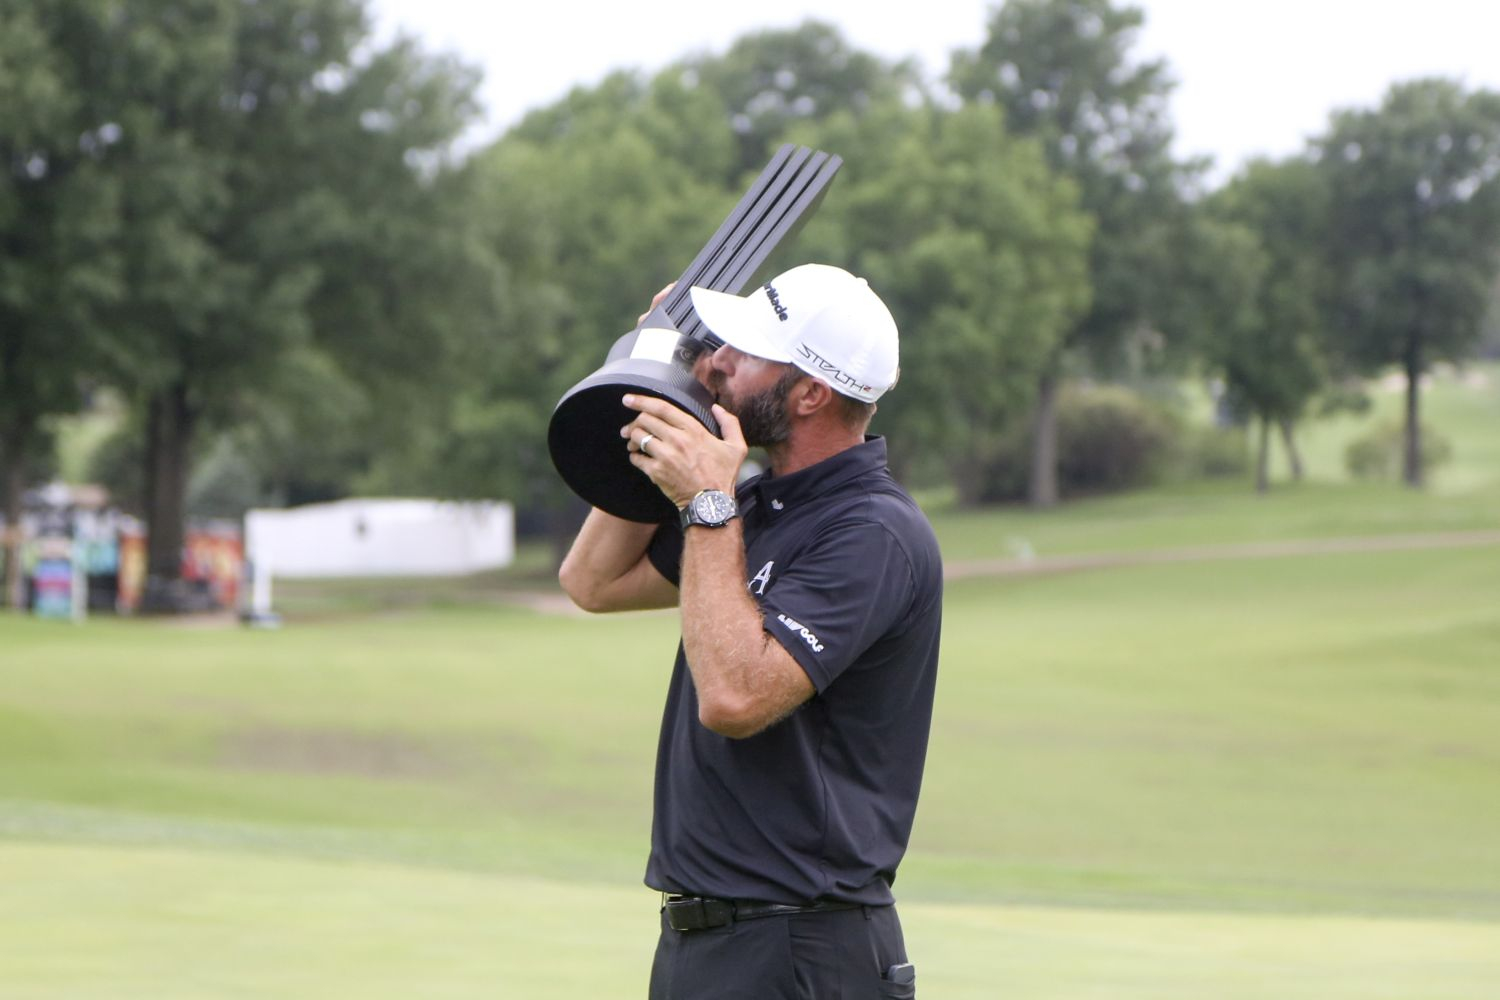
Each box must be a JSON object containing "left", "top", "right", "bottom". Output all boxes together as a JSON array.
[{"left": 648, "top": 903, "right": 915, "bottom": 999}]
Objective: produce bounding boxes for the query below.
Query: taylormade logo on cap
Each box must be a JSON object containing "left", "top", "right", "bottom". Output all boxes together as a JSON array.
[
  {"left": 765, "top": 284, "right": 790, "bottom": 321},
  {"left": 689, "top": 264, "right": 900, "bottom": 403}
]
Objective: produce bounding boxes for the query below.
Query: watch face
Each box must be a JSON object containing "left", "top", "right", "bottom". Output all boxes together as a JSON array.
[{"left": 693, "top": 490, "right": 737, "bottom": 525}]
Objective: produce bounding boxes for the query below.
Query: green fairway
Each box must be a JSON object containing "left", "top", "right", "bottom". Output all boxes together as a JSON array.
[
  {"left": 5, "top": 534, "right": 1500, "bottom": 996},
  {"left": 2, "top": 842, "right": 1497, "bottom": 1000},
  {"left": 3, "top": 365, "right": 1499, "bottom": 996}
]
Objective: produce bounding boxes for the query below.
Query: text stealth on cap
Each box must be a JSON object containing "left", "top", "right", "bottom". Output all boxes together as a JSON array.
[{"left": 688, "top": 264, "right": 899, "bottom": 403}]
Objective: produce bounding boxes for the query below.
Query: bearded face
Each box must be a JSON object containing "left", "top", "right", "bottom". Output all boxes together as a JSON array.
[{"left": 711, "top": 364, "right": 804, "bottom": 448}]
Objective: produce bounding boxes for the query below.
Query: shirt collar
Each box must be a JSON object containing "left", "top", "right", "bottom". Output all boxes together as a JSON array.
[{"left": 745, "top": 437, "right": 888, "bottom": 517}]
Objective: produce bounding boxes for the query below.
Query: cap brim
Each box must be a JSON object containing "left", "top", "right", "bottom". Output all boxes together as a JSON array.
[{"left": 689, "top": 286, "right": 793, "bottom": 363}]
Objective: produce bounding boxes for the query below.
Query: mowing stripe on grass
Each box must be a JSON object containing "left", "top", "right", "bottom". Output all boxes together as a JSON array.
[{"left": 3, "top": 841, "right": 1497, "bottom": 1000}]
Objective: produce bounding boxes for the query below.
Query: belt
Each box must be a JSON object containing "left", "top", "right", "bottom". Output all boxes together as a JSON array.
[{"left": 662, "top": 894, "right": 862, "bottom": 932}]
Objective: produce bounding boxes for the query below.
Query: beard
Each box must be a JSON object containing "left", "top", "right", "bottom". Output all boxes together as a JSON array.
[{"left": 713, "top": 366, "right": 802, "bottom": 448}]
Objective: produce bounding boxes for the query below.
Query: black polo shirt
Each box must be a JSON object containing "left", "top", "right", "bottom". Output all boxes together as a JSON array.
[{"left": 644, "top": 437, "right": 943, "bottom": 906}]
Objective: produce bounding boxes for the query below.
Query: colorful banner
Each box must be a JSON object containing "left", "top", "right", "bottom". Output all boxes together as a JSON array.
[{"left": 32, "top": 537, "right": 81, "bottom": 622}]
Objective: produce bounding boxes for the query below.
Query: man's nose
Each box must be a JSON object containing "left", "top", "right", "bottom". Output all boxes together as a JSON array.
[{"left": 691, "top": 349, "right": 717, "bottom": 386}]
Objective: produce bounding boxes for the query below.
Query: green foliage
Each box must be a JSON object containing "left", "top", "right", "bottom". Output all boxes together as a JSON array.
[
  {"left": 975, "top": 382, "right": 1178, "bottom": 502},
  {"left": 948, "top": 0, "right": 1193, "bottom": 361},
  {"left": 1481, "top": 274, "right": 1500, "bottom": 358},
  {"left": 1317, "top": 78, "right": 1500, "bottom": 484},
  {"left": 1318, "top": 79, "right": 1500, "bottom": 372},
  {"left": 1176, "top": 425, "right": 1251, "bottom": 479},
  {"left": 0, "top": 0, "right": 494, "bottom": 582},
  {"left": 792, "top": 100, "right": 1093, "bottom": 494},
  {"left": 673, "top": 20, "right": 923, "bottom": 177},
  {"left": 1345, "top": 421, "right": 1453, "bottom": 481},
  {"left": 185, "top": 434, "right": 274, "bottom": 518},
  {"left": 365, "top": 69, "right": 737, "bottom": 513},
  {"left": 10, "top": 2, "right": 1500, "bottom": 542},
  {"left": 1202, "top": 159, "right": 1331, "bottom": 425},
  {"left": 0, "top": 0, "right": 125, "bottom": 525},
  {"left": 86, "top": 418, "right": 144, "bottom": 514},
  {"left": 1316, "top": 381, "right": 1374, "bottom": 418},
  {"left": 388, "top": 22, "right": 1089, "bottom": 521},
  {"left": 1054, "top": 383, "right": 1176, "bottom": 492},
  {"left": 946, "top": 0, "right": 1199, "bottom": 505}
]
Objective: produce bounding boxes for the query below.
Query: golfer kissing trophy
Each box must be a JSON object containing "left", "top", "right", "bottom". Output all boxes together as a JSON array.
[{"left": 548, "top": 145, "right": 842, "bottom": 523}]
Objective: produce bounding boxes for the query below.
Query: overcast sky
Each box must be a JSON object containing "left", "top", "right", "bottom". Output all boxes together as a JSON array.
[{"left": 368, "top": 0, "right": 1500, "bottom": 183}]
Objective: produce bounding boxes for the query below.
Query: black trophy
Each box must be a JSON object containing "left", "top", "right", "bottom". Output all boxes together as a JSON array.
[{"left": 547, "top": 145, "right": 842, "bottom": 523}]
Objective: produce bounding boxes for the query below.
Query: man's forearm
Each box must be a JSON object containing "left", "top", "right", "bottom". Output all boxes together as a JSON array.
[
  {"left": 680, "top": 524, "right": 813, "bottom": 738},
  {"left": 558, "top": 508, "right": 671, "bottom": 612}
]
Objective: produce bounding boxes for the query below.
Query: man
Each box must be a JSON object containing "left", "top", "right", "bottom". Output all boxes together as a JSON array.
[{"left": 559, "top": 263, "right": 942, "bottom": 999}]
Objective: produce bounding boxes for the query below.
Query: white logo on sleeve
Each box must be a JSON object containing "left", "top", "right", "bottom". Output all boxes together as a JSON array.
[
  {"left": 749, "top": 560, "right": 775, "bottom": 595},
  {"left": 777, "top": 613, "right": 824, "bottom": 653}
]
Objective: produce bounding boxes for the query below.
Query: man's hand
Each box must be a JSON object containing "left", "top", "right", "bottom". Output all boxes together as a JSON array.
[
  {"left": 638, "top": 283, "right": 675, "bottom": 326},
  {"left": 623, "top": 397, "right": 746, "bottom": 509}
]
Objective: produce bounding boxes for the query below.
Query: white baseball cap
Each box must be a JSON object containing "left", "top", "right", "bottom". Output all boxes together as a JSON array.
[{"left": 688, "top": 264, "right": 899, "bottom": 403}]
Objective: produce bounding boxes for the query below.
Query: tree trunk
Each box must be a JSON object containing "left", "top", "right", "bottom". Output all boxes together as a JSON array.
[
  {"left": 142, "top": 381, "right": 195, "bottom": 610},
  {"left": 1278, "top": 417, "right": 1304, "bottom": 482},
  {"left": 1255, "top": 415, "right": 1271, "bottom": 494},
  {"left": 1028, "top": 368, "right": 1060, "bottom": 508},
  {"left": 1402, "top": 339, "right": 1423, "bottom": 488},
  {"left": 2, "top": 442, "right": 25, "bottom": 610}
]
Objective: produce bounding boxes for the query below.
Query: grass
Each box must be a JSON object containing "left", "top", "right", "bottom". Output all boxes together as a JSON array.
[
  {"left": 5, "top": 844, "right": 1496, "bottom": 1000},
  {"left": 4, "top": 537, "right": 1500, "bottom": 996},
  {"left": 916, "top": 547, "right": 1500, "bottom": 917},
  {"left": 3, "top": 363, "right": 1498, "bottom": 996},
  {"left": 7, "top": 546, "right": 1497, "bottom": 917},
  {"left": 1284, "top": 363, "right": 1500, "bottom": 496}
]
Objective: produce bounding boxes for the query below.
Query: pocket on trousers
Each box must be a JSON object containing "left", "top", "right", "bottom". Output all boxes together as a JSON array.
[{"left": 880, "top": 963, "right": 916, "bottom": 999}]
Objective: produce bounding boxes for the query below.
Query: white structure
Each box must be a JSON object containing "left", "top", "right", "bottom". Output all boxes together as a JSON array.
[{"left": 244, "top": 498, "right": 514, "bottom": 579}]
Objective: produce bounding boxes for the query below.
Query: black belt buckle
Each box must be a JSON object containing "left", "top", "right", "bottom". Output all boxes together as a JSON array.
[{"left": 664, "top": 896, "right": 735, "bottom": 932}]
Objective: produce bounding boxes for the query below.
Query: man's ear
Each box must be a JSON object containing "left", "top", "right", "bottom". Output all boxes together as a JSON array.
[{"left": 792, "top": 376, "right": 835, "bottom": 417}]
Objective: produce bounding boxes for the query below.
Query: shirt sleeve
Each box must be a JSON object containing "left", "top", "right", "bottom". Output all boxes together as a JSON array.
[
  {"left": 646, "top": 519, "right": 684, "bottom": 588},
  {"left": 756, "top": 517, "right": 916, "bottom": 693}
]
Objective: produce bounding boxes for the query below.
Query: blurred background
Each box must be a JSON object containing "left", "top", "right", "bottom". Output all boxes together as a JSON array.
[{"left": 2, "top": 1, "right": 1498, "bottom": 997}]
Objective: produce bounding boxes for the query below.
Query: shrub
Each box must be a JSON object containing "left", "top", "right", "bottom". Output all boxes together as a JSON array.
[
  {"left": 974, "top": 384, "right": 1179, "bottom": 503},
  {"left": 1179, "top": 425, "right": 1251, "bottom": 479},
  {"left": 1056, "top": 384, "right": 1177, "bottom": 494},
  {"left": 1345, "top": 422, "right": 1453, "bottom": 481}
]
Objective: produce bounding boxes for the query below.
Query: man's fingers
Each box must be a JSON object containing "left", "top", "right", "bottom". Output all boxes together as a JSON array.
[
  {"left": 636, "top": 283, "right": 677, "bottom": 326},
  {"left": 623, "top": 393, "right": 699, "bottom": 432},
  {"left": 713, "top": 404, "right": 746, "bottom": 451},
  {"left": 620, "top": 410, "right": 666, "bottom": 440}
]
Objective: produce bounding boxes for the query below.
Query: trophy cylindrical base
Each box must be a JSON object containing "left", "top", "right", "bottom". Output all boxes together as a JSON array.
[{"left": 548, "top": 358, "right": 720, "bottom": 523}]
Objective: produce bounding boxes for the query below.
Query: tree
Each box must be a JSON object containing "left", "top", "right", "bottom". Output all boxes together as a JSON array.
[
  {"left": 460, "top": 25, "right": 1089, "bottom": 519},
  {"left": 0, "top": 1, "right": 124, "bottom": 607},
  {"left": 789, "top": 100, "right": 1093, "bottom": 501},
  {"left": 367, "top": 68, "right": 739, "bottom": 554},
  {"left": 673, "top": 21, "right": 922, "bottom": 178},
  {"left": 75, "top": 0, "right": 485, "bottom": 607},
  {"left": 1316, "top": 78, "right": 1500, "bottom": 487},
  {"left": 948, "top": 0, "right": 1194, "bottom": 506},
  {"left": 1202, "top": 158, "right": 1330, "bottom": 491}
]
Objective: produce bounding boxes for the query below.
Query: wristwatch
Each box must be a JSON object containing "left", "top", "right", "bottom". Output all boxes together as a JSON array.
[{"left": 679, "top": 489, "right": 739, "bottom": 529}]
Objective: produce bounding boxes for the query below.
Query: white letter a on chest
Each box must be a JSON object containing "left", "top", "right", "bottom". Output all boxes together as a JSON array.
[{"left": 749, "top": 560, "right": 775, "bottom": 595}]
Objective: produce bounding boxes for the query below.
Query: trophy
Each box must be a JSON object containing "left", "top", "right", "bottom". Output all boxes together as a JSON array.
[{"left": 548, "top": 145, "right": 842, "bottom": 523}]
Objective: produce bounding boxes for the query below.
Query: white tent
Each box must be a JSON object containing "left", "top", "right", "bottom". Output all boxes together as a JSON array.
[{"left": 245, "top": 498, "right": 514, "bottom": 578}]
